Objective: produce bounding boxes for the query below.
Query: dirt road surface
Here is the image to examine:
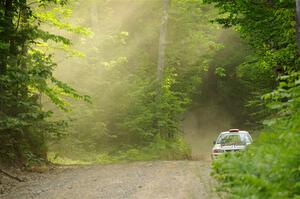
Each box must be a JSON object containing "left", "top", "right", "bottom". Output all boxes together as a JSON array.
[
  {"left": 1, "top": 160, "right": 218, "bottom": 199},
  {"left": 1, "top": 104, "right": 225, "bottom": 199}
]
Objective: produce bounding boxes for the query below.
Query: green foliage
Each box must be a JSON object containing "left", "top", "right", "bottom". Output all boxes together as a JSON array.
[
  {"left": 49, "top": 135, "right": 191, "bottom": 165},
  {"left": 212, "top": 72, "right": 300, "bottom": 198},
  {"left": 215, "top": 67, "right": 226, "bottom": 77},
  {"left": 50, "top": 0, "right": 222, "bottom": 160},
  {"left": 204, "top": 0, "right": 299, "bottom": 127},
  {"left": 194, "top": 29, "right": 256, "bottom": 128},
  {"left": 0, "top": 0, "right": 88, "bottom": 165},
  {"left": 212, "top": 111, "right": 300, "bottom": 198},
  {"left": 205, "top": 0, "right": 300, "bottom": 198}
]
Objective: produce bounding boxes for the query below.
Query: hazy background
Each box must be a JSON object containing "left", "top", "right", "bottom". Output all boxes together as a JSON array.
[{"left": 44, "top": 0, "right": 250, "bottom": 160}]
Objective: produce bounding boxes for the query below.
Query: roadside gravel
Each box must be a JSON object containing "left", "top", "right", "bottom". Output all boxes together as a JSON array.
[{"left": 1, "top": 160, "right": 218, "bottom": 199}]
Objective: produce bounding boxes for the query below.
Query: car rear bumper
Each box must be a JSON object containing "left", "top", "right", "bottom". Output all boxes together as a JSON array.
[
  {"left": 211, "top": 153, "right": 223, "bottom": 160},
  {"left": 211, "top": 149, "right": 242, "bottom": 160}
]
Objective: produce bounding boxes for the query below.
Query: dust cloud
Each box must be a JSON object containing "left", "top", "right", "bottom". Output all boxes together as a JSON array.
[
  {"left": 45, "top": 0, "right": 244, "bottom": 158},
  {"left": 182, "top": 105, "right": 234, "bottom": 160}
]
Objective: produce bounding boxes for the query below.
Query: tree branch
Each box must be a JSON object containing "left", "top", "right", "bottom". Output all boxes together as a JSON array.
[{"left": 0, "top": 169, "right": 25, "bottom": 182}]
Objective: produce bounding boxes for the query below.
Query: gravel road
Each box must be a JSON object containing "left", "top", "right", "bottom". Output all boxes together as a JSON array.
[{"left": 1, "top": 160, "right": 218, "bottom": 199}]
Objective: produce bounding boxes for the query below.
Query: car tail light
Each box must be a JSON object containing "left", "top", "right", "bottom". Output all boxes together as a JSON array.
[
  {"left": 213, "top": 149, "right": 223, "bottom": 153},
  {"left": 229, "top": 129, "right": 239, "bottom": 132}
]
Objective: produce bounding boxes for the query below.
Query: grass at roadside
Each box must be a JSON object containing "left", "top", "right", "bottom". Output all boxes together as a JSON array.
[{"left": 48, "top": 136, "right": 191, "bottom": 165}]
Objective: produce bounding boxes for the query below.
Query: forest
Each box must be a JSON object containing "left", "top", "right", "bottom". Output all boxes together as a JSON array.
[{"left": 0, "top": 0, "right": 299, "bottom": 198}]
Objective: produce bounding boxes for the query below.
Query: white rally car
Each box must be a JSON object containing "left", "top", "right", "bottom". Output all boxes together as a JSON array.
[{"left": 211, "top": 129, "right": 252, "bottom": 160}]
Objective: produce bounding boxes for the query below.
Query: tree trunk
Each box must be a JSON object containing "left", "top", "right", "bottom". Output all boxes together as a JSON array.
[
  {"left": 0, "top": 169, "right": 24, "bottom": 182},
  {"left": 90, "top": 3, "right": 99, "bottom": 34},
  {"left": 296, "top": 0, "right": 300, "bottom": 55},
  {"left": 0, "top": 0, "right": 13, "bottom": 75},
  {"left": 155, "top": 0, "right": 170, "bottom": 139},
  {"left": 0, "top": 0, "right": 14, "bottom": 114},
  {"left": 157, "top": 0, "right": 169, "bottom": 90}
]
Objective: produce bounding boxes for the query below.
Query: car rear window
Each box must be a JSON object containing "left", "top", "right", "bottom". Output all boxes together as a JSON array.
[{"left": 217, "top": 133, "right": 251, "bottom": 145}]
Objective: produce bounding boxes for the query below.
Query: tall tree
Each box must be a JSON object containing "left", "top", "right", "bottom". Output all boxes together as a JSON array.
[
  {"left": 0, "top": 0, "right": 88, "bottom": 165},
  {"left": 296, "top": 0, "right": 300, "bottom": 54},
  {"left": 157, "top": 0, "right": 169, "bottom": 92}
]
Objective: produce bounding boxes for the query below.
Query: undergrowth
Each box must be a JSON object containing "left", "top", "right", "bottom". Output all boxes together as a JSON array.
[
  {"left": 212, "top": 89, "right": 300, "bottom": 199},
  {"left": 48, "top": 136, "right": 191, "bottom": 165}
]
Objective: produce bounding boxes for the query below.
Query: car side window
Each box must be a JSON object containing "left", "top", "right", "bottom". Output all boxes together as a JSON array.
[
  {"left": 240, "top": 133, "right": 251, "bottom": 144},
  {"left": 216, "top": 135, "right": 224, "bottom": 144}
]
